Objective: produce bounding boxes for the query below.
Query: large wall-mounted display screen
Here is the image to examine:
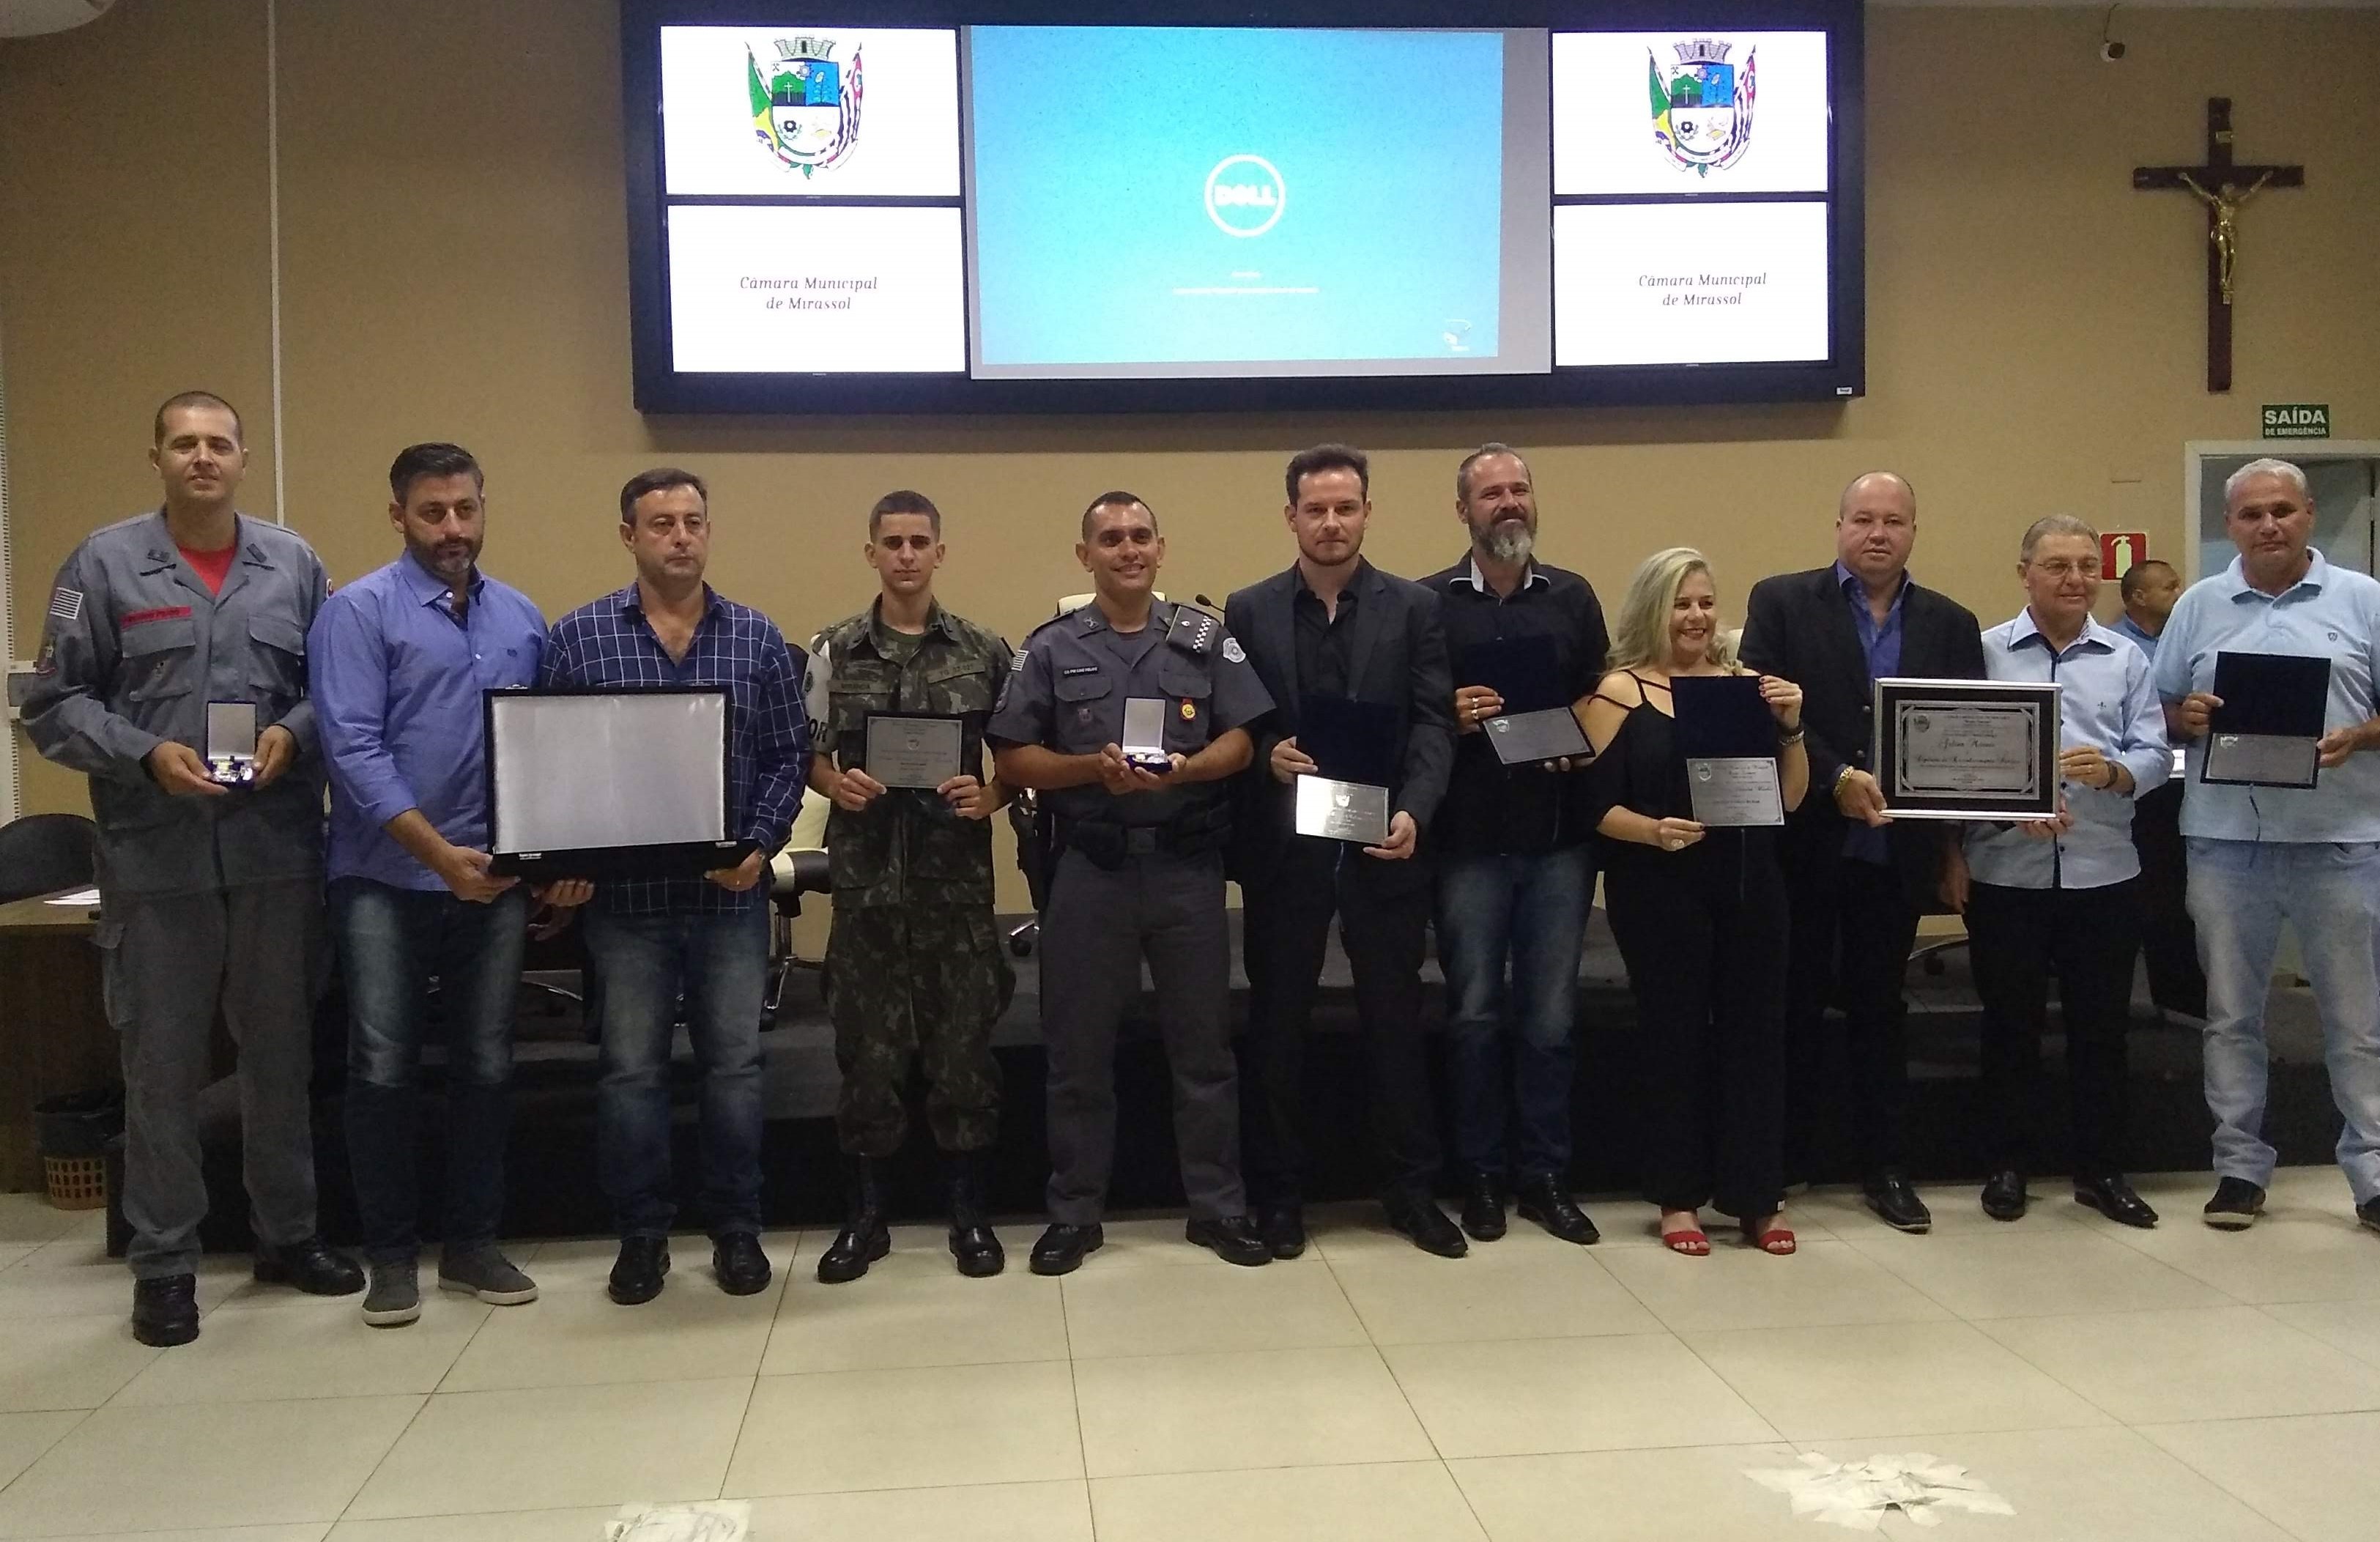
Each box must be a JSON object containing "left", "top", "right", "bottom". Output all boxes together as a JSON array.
[{"left": 622, "top": 2, "right": 1865, "bottom": 413}]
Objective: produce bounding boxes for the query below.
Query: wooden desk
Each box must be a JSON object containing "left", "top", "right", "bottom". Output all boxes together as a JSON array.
[{"left": 0, "top": 889, "right": 116, "bottom": 1192}]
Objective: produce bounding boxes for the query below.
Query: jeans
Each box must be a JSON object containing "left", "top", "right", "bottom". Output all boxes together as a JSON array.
[
  {"left": 2187, "top": 838, "right": 2380, "bottom": 1204},
  {"left": 333, "top": 878, "right": 527, "bottom": 1263},
  {"left": 1434, "top": 845, "right": 1594, "bottom": 1182},
  {"left": 584, "top": 904, "right": 770, "bottom": 1238}
]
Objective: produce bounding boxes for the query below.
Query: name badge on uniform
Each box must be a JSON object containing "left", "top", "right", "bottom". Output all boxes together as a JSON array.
[{"left": 206, "top": 701, "right": 259, "bottom": 786}]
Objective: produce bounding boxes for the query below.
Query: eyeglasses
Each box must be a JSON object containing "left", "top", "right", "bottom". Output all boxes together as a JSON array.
[{"left": 2028, "top": 559, "right": 2102, "bottom": 579}]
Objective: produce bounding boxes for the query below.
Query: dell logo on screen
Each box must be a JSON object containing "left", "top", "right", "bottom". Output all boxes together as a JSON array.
[{"left": 1204, "top": 155, "right": 1286, "bottom": 237}]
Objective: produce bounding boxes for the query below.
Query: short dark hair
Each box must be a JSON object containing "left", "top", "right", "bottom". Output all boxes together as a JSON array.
[
  {"left": 388, "top": 443, "right": 483, "bottom": 506},
  {"left": 869, "top": 489, "right": 941, "bottom": 538},
  {"left": 620, "top": 467, "right": 708, "bottom": 524},
  {"left": 1286, "top": 442, "right": 1368, "bottom": 505},
  {"left": 152, "top": 390, "right": 242, "bottom": 446},
  {"left": 2118, "top": 559, "right": 2176, "bottom": 601},
  {"left": 1456, "top": 442, "right": 1531, "bottom": 503},
  {"left": 1080, "top": 490, "right": 1157, "bottom": 541}
]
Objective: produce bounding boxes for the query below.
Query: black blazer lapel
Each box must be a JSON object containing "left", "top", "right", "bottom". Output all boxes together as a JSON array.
[{"left": 1343, "top": 564, "right": 1394, "bottom": 704}]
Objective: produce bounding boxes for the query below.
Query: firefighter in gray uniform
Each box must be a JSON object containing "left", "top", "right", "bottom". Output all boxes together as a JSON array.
[
  {"left": 18, "top": 392, "right": 362, "bottom": 1347},
  {"left": 989, "top": 492, "right": 1276, "bottom": 1272}
]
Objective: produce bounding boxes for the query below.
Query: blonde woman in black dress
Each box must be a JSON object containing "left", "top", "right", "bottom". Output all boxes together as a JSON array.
[{"left": 1580, "top": 548, "right": 1808, "bottom": 1255}]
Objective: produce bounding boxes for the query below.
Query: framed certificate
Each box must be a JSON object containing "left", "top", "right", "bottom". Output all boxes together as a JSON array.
[
  {"left": 1871, "top": 678, "right": 2061, "bottom": 820},
  {"left": 861, "top": 713, "right": 965, "bottom": 789},
  {"left": 485, "top": 687, "right": 752, "bottom": 878},
  {"left": 2202, "top": 651, "right": 2329, "bottom": 789}
]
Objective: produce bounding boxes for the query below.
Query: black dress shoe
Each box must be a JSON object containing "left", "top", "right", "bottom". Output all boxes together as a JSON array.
[
  {"left": 1980, "top": 1168, "right": 2028, "bottom": 1222},
  {"left": 2359, "top": 1196, "right": 2380, "bottom": 1235},
  {"left": 1185, "top": 1215, "right": 1274, "bottom": 1267},
  {"left": 945, "top": 1151, "right": 1005, "bottom": 1278},
  {"left": 608, "top": 1236, "right": 671, "bottom": 1305},
  {"left": 253, "top": 1236, "right": 366, "bottom": 1296},
  {"left": 131, "top": 1274, "right": 199, "bottom": 1347},
  {"left": 1459, "top": 1176, "right": 1507, "bottom": 1242},
  {"left": 2203, "top": 1176, "right": 2265, "bottom": 1230},
  {"left": 1382, "top": 1191, "right": 1468, "bottom": 1259},
  {"left": 1028, "top": 1223, "right": 1103, "bottom": 1276},
  {"left": 818, "top": 1156, "right": 891, "bottom": 1284},
  {"left": 1256, "top": 1204, "right": 1308, "bottom": 1260},
  {"left": 2074, "top": 1173, "right": 2158, "bottom": 1229},
  {"left": 713, "top": 1231, "right": 774, "bottom": 1295},
  {"left": 1863, "top": 1170, "right": 1933, "bottom": 1233},
  {"left": 1513, "top": 1174, "right": 1600, "bottom": 1245}
]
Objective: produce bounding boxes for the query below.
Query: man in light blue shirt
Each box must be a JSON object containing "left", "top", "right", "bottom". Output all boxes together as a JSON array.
[
  {"left": 311, "top": 443, "right": 587, "bottom": 1327},
  {"left": 2110, "top": 559, "right": 2180, "bottom": 662},
  {"left": 1960, "top": 516, "right": 2169, "bottom": 1228},
  {"left": 2152, "top": 458, "right": 2380, "bottom": 1232}
]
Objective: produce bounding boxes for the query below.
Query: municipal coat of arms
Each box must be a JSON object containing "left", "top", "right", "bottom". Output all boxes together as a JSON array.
[
  {"left": 1650, "top": 39, "right": 1755, "bottom": 176},
  {"left": 746, "top": 36, "right": 864, "bottom": 176}
]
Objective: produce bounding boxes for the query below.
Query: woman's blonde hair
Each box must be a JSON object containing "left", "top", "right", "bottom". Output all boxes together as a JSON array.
[{"left": 1607, "top": 546, "right": 1738, "bottom": 672}]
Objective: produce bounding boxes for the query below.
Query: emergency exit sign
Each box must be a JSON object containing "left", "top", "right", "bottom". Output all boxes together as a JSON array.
[{"left": 2263, "top": 404, "right": 2331, "bottom": 439}]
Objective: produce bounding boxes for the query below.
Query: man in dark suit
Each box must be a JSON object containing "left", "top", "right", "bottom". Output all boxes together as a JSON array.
[
  {"left": 1740, "top": 471, "right": 1985, "bottom": 1234},
  {"left": 1227, "top": 443, "right": 1462, "bottom": 1259}
]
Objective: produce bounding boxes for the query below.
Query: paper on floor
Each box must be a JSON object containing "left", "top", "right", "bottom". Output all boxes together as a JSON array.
[
  {"left": 605, "top": 1500, "right": 752, "bottom": 1541},
  {"left": 1745, "top": 1452, "right": 2015, "bottom": 1531}
]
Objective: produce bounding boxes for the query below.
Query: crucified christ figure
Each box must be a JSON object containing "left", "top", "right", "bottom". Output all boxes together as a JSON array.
[{"left": 2177, "top": 169, "right": 2275, "bottom": 305}]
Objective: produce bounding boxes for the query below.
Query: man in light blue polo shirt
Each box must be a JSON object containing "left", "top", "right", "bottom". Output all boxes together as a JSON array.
[
  {"left": 2154, "top": 458, "right": 2380, "bottom": 1232},
  {"left": 311, "top": 443, "right": 589, "bottom": 1326},
  {"left": 1960, "top": 516, "right": 2169, "bottom": 1228}
]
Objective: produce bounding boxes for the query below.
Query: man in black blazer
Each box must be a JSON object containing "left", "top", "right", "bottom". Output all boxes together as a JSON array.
[
  {"left": 1740, "top": 471, "right": 1985, "bottom": 1234},
  {"left": 1227, "top": 443, "right": 1463, "bottom": 1259}
]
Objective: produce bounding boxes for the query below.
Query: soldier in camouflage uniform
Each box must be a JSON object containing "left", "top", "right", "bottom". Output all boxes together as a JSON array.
[{"left": 808, "top": 491, "right": 1017, "bottom": 1280}]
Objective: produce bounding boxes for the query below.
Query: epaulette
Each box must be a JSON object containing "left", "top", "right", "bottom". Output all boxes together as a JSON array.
[{"left": 1163, "top": 601, "right": 1220, "bottom": 658}]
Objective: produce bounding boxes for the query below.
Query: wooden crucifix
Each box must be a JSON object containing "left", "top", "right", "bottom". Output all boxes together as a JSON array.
[{"left": 2134, "top": 98, "right": 2304, "bottom": 393}]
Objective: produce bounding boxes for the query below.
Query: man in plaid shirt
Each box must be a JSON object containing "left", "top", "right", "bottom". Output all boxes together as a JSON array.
[{"left": 540, "top": 468, "right": 809, "bottom": 1305}]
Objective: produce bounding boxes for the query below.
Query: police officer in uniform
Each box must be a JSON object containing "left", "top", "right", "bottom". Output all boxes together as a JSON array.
[
  {"left": 809, "top": 490, "right": 1016, "bottom": 1281},
  {"left": 989, "top": 491, "right": 1275, "bottom": 1272},
  {"left": 21, "top": 392, "right": 363, "bottom": 1346}
]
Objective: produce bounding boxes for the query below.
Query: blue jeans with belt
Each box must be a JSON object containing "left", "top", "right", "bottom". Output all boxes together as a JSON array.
[
  {"left": 334, "top": 878, "right": 527, "bottom": 1264},
  {"left": 2188, "top": 838, "right": 2380, "bottom": 1204},
  {"left": 583, "top": 903, "right": 770, "bottom": 1239},
  {"left": 1434, "top": 845, "right": 1595, "bottom": 1183}
]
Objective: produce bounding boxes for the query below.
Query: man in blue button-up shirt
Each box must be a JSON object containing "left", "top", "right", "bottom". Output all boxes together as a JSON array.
[
  {"left": 311, "top": 443, "right": 583, "bottom": 1327},
  {"left": 541, "top": 468, "right": 809, "bottom": 1305},
  {"left": 1960, "top": 516, "right": 2169, "bottom": 1230},
  {"left": 2154, "top": 459, "right": 2380, "bottom": 1232}
]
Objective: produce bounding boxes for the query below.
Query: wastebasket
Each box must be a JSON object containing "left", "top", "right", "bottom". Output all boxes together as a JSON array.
[{"left": 35, "top": 1089, "right": 123, "bottom": 1211}]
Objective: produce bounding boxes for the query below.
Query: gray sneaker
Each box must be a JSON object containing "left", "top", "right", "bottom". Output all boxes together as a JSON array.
[
  {"left": 361, "top": 1259, "right": 422, "bottom": 1327},
  {"left": 438, "top": 1248, "right": 539, "bottom": 1305}
]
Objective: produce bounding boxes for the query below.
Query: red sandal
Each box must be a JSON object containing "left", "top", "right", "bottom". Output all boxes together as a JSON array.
[
  {"left": 1661, "top": 1227, "right": 1711, "bottom": 1256},
  {"left": 1741, "top": 1222, "right": 1797, "bottom": 1256}
]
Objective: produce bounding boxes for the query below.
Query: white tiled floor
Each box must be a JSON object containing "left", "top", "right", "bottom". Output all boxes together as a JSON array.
[{"left": 1, "top": 1168, "right": 2376, "bottom": 1540}]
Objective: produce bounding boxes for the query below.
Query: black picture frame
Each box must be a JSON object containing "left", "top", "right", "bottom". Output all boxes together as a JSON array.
[
  {"left": 483, "top": 686, "right": 752, "bottom": 879},
  {"left": 1869, "top": 678, "right": 2061, "bottom": 821}
]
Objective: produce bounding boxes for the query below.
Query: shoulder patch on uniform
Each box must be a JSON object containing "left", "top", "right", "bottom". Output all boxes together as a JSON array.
[
  {"left": 48, "top": 587, "right": 82, "bottom": 623},
  {"left": 1221, "top": 637, "right": 1246, "bottom": 664},
  {"left": 1010, "top": 649, "right": 1028, "bottom": 671}
]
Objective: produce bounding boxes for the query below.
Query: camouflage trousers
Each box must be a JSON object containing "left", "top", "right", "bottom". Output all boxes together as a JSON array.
[{"left": 823, "top": 902, "right": 1014, "bottom": 1157}]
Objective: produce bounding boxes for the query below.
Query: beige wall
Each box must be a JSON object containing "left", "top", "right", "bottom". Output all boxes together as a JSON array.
[{"left": 7, "top": 3, "right": 2376, "bottom": 901}]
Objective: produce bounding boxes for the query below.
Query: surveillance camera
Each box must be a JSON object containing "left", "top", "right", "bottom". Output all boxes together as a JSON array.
[{"left": 2099, "top": 40, "right": 2127, "bottom": 62}]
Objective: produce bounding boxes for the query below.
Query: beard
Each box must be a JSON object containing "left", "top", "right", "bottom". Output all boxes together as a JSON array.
[{"left": 1476, "top": 519, "right": 1534, "bottom": 566}]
